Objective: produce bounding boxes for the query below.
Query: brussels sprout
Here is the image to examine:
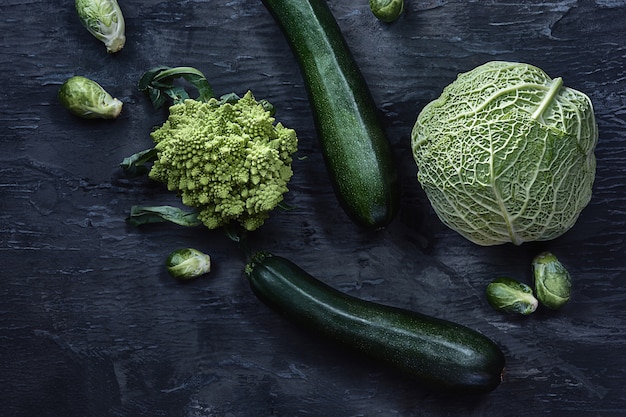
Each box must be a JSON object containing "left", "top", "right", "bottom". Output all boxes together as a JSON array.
[
  {"left": 486, "top": 277, "right": 538, "bottom": 315},
  {"left": 533, "top": 252, "right": 572, "bottom": 309},
  {"left": 369, "top": 0, "right": 404, "bottom": 23},
  {"left": 75, "top": 0, "right": 126, "bottom": 53},
  {"left": 166, "top": 248, "right": 211, "bottom": 280},
  {"left": 58, "top": 76, "right": 122, "bottom": 119}
]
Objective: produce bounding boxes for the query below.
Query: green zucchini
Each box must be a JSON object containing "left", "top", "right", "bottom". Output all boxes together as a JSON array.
[
  {"left": 245, "top": 252, "right": 506, "bottom": 393},
  {"left": 262, "top": 0, "right": 400, "bottom": 229}
]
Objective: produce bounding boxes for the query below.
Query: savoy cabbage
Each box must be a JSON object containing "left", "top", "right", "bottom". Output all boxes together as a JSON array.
[{"left": 411, "top": 61, "right": 598, "bottom": 246}]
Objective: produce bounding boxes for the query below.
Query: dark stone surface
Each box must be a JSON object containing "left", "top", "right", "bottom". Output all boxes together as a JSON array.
[{"left": 1, "top": 0, "right": 625, "bottom": 416}]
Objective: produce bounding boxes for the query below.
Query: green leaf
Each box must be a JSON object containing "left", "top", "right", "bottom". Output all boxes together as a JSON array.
[
  {"left": 127, "top": 205, "right": 202, "bottom": 227},
  {"left": 218, "top": 92, "right": 241, "bottom": 105},
  {"left": 138, "top": 66, "right": 215, "bottom": 109},
  {"left": 119, "top": 148, "right": 158, "bottom": 177}
]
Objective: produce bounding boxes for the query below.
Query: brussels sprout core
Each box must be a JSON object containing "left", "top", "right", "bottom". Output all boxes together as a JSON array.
[
  {"left": 166, "top": 248, "right": 211, "bottom": 280},
  {"left": 533, "top": 252, "right": 572, "bottom": 309},
  {"left": 58, "top": 76, "right": 122, "bottom": 119},
  {"left": 486, "top": 277, "right": 538, "bottom": 315}
]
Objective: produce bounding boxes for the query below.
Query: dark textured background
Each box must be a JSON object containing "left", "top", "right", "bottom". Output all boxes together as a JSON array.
[{"left": 2, "top": 0, "right": 625, "bottom": 416}]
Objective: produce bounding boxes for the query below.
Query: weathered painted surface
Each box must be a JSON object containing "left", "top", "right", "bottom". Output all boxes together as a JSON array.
[{"left": 1, "top": 1, "right": 625, "bottom": 416}]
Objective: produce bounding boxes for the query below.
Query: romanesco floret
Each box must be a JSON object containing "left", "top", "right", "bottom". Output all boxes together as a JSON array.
[{"left": 148, "top": 91, "right": 298, "bottom": 231}]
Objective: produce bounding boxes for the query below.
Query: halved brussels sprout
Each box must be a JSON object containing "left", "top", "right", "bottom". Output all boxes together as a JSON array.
[
  {"left": 166, "top": 248, "right": 211, "bottom": 280},
  {"left": 75, "top": 0, "right": 126, "bottom": 53},
  {"left": 486, "top": 277, "right": 538, "bottom": 315}
]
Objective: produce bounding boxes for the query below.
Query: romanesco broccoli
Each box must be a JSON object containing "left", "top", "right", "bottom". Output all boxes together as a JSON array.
[{"left": 148, "top": 90, "right": 298, "bottom": 231}]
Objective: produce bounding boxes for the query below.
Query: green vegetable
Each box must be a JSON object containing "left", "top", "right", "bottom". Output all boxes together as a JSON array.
[
  {"left": 245, "top": 252, "right": 505, "bottom": 393},
  {"left": 262, "top": 0, "right": 400, "bottom": 229},
  {"left": 58, "top": 75, "right": 122, "bottom": 119},
  {"left": 75, "top": 0, "right": 125, "bottom": 53},
  {"left": 411, "top": 61, "right": 598, "bottom": 246},
  {"left": 532, "top": 252, "right": 572, "bottom": 309},
  {"left": 369, "top": 0, "right": 404, "bottom": 23},
  {"left": 119, "top": 149, "right": 159, "bottom": 177},
  {"left": 124, "top": 66, "right": 298, "bottom": 232},
  {"left": 127, "top": 205, "right": 202, "bottom": 227},
  {"left": 149, "top": 92, "right": 297, "bottom": 231},
  {"left": 486, "top": 277, "right": 538, "bottom": 315},
  {"left": 166, "top": 248, "right": 211, "bottom": 280},
  {"left": 138, "top": 66, "right": 214, "bottom": 109}
]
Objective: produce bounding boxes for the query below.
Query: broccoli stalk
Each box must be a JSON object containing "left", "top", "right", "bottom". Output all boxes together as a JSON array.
[{"left": 122, "top": 66, "right": 298, "bottom": 232}]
